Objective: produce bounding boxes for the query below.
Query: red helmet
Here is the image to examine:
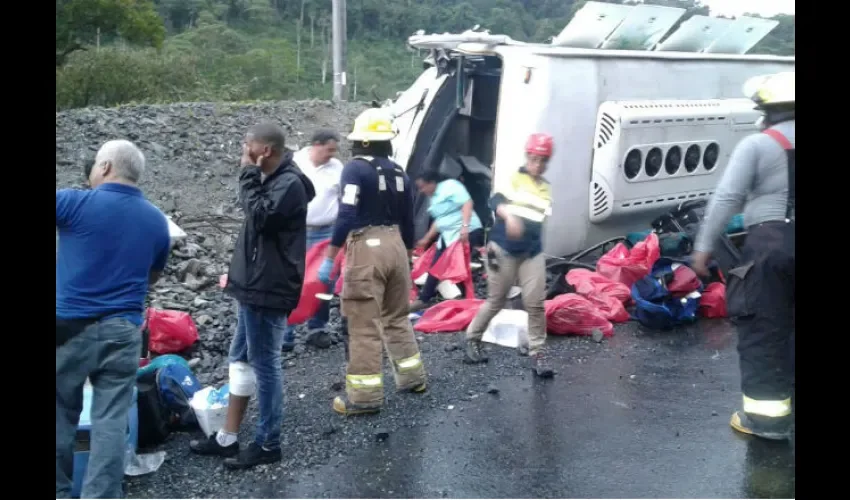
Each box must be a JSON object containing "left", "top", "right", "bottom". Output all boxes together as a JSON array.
[{"left": 525, "top": 133, "right": 553, "bottom": 157}]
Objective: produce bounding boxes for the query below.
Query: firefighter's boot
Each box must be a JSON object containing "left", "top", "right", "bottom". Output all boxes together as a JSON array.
[
  {"left": 463, "top": 340, "right": 489, "bottom": 364},
  {"left": 333, "top": 396, "right": 381, "bottom": 416},
  {"left": 531, "top": 353, "right": 555, "bottom": 378},
  {"left": 730, "top": 411, "right": 792, "bottom": 441}
]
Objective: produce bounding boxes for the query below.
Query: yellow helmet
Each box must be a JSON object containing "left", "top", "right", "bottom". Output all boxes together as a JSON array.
[
  {"left": 742, "top": 71, "right": 795, "bottom": 108},
  {"left": 347, "top": 108, "right": 397, "bottom": 142}
]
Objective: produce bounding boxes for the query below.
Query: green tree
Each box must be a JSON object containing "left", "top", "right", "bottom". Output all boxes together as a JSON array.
[
  {"left": 56, "top": 0, "right": 167, "bottom": 66},
  {"left": 56, "top": 0, "right": 795, "bottom": 110}
]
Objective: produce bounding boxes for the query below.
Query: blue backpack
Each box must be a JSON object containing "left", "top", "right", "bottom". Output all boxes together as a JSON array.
[
  {"left": 630, "top": 260, "right": 702, "bottom": 330},
  {"left": 156, "top": 363, "right": 202, "bottom": 428}
]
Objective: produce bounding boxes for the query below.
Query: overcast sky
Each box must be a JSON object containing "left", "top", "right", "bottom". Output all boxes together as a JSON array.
[{"left": 701, "top": 0, "right": 796, "bottom": 17}]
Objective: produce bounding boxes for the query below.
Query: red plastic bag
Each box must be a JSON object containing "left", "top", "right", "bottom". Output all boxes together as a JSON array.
[
  {"left": 411, "top": 244, "right": 437, "bottom": 282},
  {"left": 332, "top": 247, "right": 346, "bottom": 295},
  {"left": 596, "top": 233, "right": 661, "bottom": 287},
  {"left": 414, "top": 299, "right": 484, "bottom": 333},
  {"left": 566, "top": 269, "right": 630, "bottom": 303},
  {"left": 585, "top": 292, "right": 630, "bottom": 323},
  {"left": 289, "top": 240, "right": 334, "bottom": 325},
  {"left": 544, "top": 294, "right": 614, "bottom": 337},
  {"left": 146, "top": 308, "right": 199, "bottom": 354},
  {"left": 428, "top": 240, "right": 475, "bottom": 299},
  {"left": 699, "top": 282, "right": 727, "bottom": 318},
  {"left": 668, "top": 265, "right": 702, "bottom": 297}
]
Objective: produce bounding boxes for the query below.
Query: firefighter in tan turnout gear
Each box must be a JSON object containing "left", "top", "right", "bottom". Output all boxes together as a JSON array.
[
  {"left": 318, "top": 108, "right": 427, "bottom": 415},
  {"left": 465, "top": 133, "right": 556, "bottom": 378}
]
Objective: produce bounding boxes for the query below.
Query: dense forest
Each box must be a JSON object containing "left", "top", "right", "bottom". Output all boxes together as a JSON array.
[{"left": 55, "top": 0, "right": 795, "bottom": 110}]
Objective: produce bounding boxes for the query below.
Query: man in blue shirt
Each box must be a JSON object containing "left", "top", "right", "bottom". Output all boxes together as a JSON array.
[
  {"left": 56, "top": 140, "right": 171, "bottom": 498},
  {"left": 317, "top": 108, "right": 427, "bottom": 416}
]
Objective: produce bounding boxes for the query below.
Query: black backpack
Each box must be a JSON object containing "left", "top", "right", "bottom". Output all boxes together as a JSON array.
[{"left": 136, "top": 370, "right": 171, "bottom": 449}]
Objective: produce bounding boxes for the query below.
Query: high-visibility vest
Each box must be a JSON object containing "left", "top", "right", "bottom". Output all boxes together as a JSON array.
[{"left": 498, "top": 170, "right": 553, "bottom": 223}]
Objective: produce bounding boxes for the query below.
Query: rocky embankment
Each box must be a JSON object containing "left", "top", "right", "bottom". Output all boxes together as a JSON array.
[{"left": 56, "top": 100, "right": 368, "bottom": 385}]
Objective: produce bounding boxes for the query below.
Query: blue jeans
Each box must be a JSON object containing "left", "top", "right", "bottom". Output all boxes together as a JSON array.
[
  {"left": 230, "top": 303, "right": 287, "bottom": 450},
  {"left": 56, "top": 317, "right": 142, "bottom": 499},
  {"left": 283, "top": 226, "right": 334, "bottom": 345}
]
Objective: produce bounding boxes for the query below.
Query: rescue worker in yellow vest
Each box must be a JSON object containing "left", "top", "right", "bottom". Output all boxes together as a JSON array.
[
  {"left": 317, "top": 108, "right": 427, "bottom": 415},
  {"left": 465, "top": 133, "right": 555, "bottom": 378},
  {"left": 690, "top": 72, "right": 795, "bottom": 440}
]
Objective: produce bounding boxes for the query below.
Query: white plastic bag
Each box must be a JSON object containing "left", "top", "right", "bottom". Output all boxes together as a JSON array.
[
  {"left": 482, "top": 309, "right": 530, "bottom": 349},
  {"left": 190, "top": 384, "right": 230, "bottom": 437}
]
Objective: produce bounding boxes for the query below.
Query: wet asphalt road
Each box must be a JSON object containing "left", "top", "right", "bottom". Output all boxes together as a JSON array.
[
  {"left": 249, "top": 320, "right": 794, "bottom": 499},
  {"left": 125, "top": 317, "right": 794, "bottom": 499}
]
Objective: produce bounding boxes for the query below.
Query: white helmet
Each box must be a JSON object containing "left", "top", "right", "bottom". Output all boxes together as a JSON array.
[{"left": 742, "top": 71, "right": 795, "bottom": 109}]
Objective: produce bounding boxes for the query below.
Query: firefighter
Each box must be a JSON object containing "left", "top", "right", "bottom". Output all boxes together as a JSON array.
[
  {"left": 464, "top": 133, "right": 555, "bottom": 378},
  {"left": 690, "top": 71, "right": 795, "bottom": 440},
  {"left": 317, "top": 108, "right": 427, "bottom": 415}
]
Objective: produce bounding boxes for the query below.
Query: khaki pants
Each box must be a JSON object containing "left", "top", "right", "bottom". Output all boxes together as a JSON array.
[
  {"left": 466, "top": 242, "right": 547, "bottom": 355},
  {"left": 340, "top": 226, "right": 427, "bottom": 405}
]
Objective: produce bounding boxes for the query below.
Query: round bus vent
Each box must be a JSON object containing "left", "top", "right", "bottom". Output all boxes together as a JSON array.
[
  {"left": 645, "top": 147, "right": 662, "bottom": 177},
  {"left": 665, "top": 146, "right": 682, "bottom": 175},
  {"left": 624, "top": 149, "right": 642, "bottom": 179},
  {"left": 704, "top": 143, "right": 719, "bottom": 170},
  {"left": 685, "top": 144, "right": 701, "bottom": 173}
]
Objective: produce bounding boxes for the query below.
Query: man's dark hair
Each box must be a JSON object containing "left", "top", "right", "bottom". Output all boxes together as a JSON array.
[
  {"left": 310, "top": 129, "right": 340, "bottom": 145},
  {"left": 416, "top": 170, "right": 442, "bottom": 184},
  {"left": 248, "top": 122, "right": 286, "bottom": 153},
  {"left": 352, "top": 140, "right": 393, "bottom": 158}
]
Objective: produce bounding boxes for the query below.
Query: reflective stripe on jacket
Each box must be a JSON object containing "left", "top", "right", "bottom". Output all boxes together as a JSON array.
[{"left": 487, "top": 168, "right": 552, "bottom": 257}]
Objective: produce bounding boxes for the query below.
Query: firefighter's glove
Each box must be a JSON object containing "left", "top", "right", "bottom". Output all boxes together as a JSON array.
[{"left": 318, "top": 258, "right": 335, "bottom": 285}]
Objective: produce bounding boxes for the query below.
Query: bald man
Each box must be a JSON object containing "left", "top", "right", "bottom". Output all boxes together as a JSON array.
[
  {"left": 56, "top": 140, "right": 170, "bottom": 498},
  {"left": 190, "top": 122, "right": 316, "bottom": 470}
]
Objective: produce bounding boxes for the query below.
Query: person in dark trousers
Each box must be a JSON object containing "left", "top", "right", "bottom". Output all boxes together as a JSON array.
[
  {"left": 409, "top": 170, "right": 485, "bottom": 312},
  {"left": 190, "top": 122, "right": 315, "bottom": 468},
  {"left": 691, "top": 72, "right": 795, "bottom": 441},
  {"left": 56, "top": 140, "right": 171, "bottom": 499},
  {"left": 317, "top": 108, "right": 427, "bottom": 416},
  {"left": 464, "top": 133, "right": 555, "bottom": 378},
  {"left": 283, "top": 129, "right": 344, "bottom": 350}
]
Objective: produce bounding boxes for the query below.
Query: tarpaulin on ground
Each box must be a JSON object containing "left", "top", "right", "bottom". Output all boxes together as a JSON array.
[
  {"left": 414, "top": 299, "right": 484, "bottom": 333},
  {"left": 596, "top": 233, "right": 661, "bottom": 288},
  {"left": 544, "top": 293, "right": 614, "bottom": 337}
]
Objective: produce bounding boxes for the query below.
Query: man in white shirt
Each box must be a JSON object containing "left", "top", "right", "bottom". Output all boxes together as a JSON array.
[{"left": 284, "top": 129, "right": 344, "bottom": 350}]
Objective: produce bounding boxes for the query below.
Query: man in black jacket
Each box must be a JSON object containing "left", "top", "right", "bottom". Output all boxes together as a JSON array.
[{"left": 190, "top": 122, "right": 315, "bottom": 469}]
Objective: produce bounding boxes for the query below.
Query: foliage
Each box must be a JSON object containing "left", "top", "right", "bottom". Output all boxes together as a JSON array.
[
  {"left": 56, "top": 47, "right": 205, "bottom": 109},
  {"left": 55, "top": 0, "right": 795, "bottom": 110},
  {"left": 56, "top": 0, "right": 166, "bottom": 66}
]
